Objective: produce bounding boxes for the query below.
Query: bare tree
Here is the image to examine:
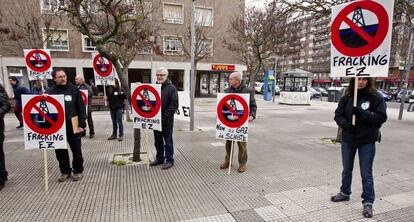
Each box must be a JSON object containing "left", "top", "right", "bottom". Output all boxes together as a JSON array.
[
  {"left": 225, "top": 3, "right": 292, "bottom": 92},
  {"left": 64, "top": 0, "right": 156, "bottom": 161}
]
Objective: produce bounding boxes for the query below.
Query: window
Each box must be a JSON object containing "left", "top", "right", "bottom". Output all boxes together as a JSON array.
[
  {"left": 82, "top": 35, "right": 97, "bottom": 52},
  {"left": 41, "top": 0, "right": 66, "bottom": 14},
  {"left": 195, "top": 6, "right": 213, "bottom": 27},
  {"left": 163, "top": 3, "right": 184, "bottom": 24},
  {"left": 163, "top": 36, "right": 183, "bottom": 55},
  {"left": 44, "top": 29, "right": 69, "bottom": 51},
  {"left": 199, "top": 39, "right": 213, "bottom": 57}
]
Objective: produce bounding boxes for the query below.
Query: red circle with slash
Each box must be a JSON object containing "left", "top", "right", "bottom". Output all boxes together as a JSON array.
[
  {"left": 23, "top": 96, "right": 65, "bottom": 135},
  {"left": 331, "top": 0, "right": 389, "bottom": 57},
  {"left": 25, "top": 50, "right": 52, "bottom": 72},
  {"left": 80, "top": 90, "right": 88, "bottom": 106},
  {"left": 132, "top": 85, "right": 161, "bottom": 118},
  {"left": 217, "top": 94, "right": 249, "bottom": 128},
  {"left": 93, "top": 54, "right": 113, "bottom": 77}
]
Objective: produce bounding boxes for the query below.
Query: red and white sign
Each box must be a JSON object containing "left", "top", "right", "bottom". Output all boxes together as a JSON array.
[
  {"left": 92, "top": 53, "right": 115, "bottom": 85},
  {"left": 24, "top": 49, "right": 53, "bottom": 80},
  {"left": 80, "top": 89, "right": 88, "bottom": 114},
  {"left": 22, "top": 95, "right": 67, "bottom": 150},
  {"left": 131, "top": 83, "right": 162, "bottom": 131},
  {"left": 330, "top": 0, "right": 394, "bottom": 77},
  {"left": 216, "top": 93, "right": 249, "bottom": 142}
]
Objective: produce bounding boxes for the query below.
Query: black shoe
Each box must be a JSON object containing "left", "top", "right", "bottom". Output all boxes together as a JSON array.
[
  {"left": 331, "top": 192, "right": 350, "bottom": 202},
  {"left": 363, "top": 203, "right": 373, "bottom": 218},
  {"left": 16, "top": 124, "right": 23, "bottom": 129},
  {"left": 162, "top": 162, "right": 174, "bottom": 170},
  {"left": 149, "top": 159, "right": 164, "bottom": 166},
  {"left": 107, "top": 135, "right": 117, "bottom": 140},
  {"left": 89, "top": 134, "right": 95, "bottom": 139}
]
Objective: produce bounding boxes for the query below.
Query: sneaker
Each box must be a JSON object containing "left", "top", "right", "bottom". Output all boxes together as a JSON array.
[
  {"left": 220, "top": 162, "right": 229, "bottom": 169},
  {"left": 149, "top": 159, "right": 164, "bottom": 166},
  {"left": 72, "top": 173, "right": 83, "bottom": 182},
  {"left": 162, "top": 162, "right": 174, "bottom": 170},
  {"left": 89, "top": 134, "right": 95, "bottom": 139},
  {"left": 237, "top": 164, "right": 246, "bottom": 173},
  {"left": 330, "top": 192, "right": 350, "bottom": 202},
  {"left": 363, "top": 203, "right": 373, "bottom": 218},
  {"left": 118, "top": 136, "right": 123, "bottom": 141},
  {"left": 16, "top": 124, "right": 23, "bottom": 129},
  {"left": 57, "top": 174, "right": 71, "bottom": 182},
  {"left": 107, "top": 135, "right": 117, "bottom": 140}
]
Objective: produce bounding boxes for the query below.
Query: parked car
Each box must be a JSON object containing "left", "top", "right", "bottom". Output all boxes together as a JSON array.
[
  {"left": 254, "top": 82, "right": 280, "bottom": 95},
  {"left": 396, "top": 90, "right": 413, "bottom": 103},
  {"left": 312, "top": 86, "right": 328, "bottom": 97},
  {"left": 307, "top": 86, "right": 321, "bottom": 99},
  {"left": 377, "top": 89, "right": 392, "bottom": 101}
]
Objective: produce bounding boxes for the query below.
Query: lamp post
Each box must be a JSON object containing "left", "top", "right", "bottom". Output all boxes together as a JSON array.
[{"left": 190, "top": 0, "right": 196, "bottom": 131}]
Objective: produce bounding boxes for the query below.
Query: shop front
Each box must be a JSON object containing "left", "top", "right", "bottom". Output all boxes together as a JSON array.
[{"left": 196, "top": 64, "right": 235, "bottom": 97}]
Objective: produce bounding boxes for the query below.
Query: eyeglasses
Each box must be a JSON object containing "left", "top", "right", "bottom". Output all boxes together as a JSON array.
[{"left": 156, "top": 74, "right": 166, "bottom": 77}]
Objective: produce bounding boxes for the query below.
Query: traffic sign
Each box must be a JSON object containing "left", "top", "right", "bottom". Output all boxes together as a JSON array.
[
  {"left": 216, "top": 93, "right": 250, "bottom": 142},
  {"left": 217, "top": 94, "right": 249, "bottom": 128},
  {"left": 22, "top": 95, "right": 67, "bottom": 150},
  {"left": 330, "top": 0, "right": 394, "bottom": 78},
  {"left": 80, "top": 89, "right": 88, "bottom": 113},
  {"left": 131, "top": 83, "right": 162, "bottom": 131},
  {"left": 24, "top": 49, "right": 53, "bottom": 80},
  {"left": 93, "top": 54, "right": 113, "bottom": 77}
]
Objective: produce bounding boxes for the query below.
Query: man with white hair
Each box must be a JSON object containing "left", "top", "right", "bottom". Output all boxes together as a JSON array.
[
  {"left": 75, "top": 75, "right": 95, "bottom": 138},
  {"left": 149, "top": 67, "right": 179, "bottom": 170},
  {"left": 220, "top": 71, "right": 257, "bottom": 173}
]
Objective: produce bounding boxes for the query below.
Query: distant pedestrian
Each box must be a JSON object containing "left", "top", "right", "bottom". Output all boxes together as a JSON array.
[
  {"left": 407, "top": 91, "right": 414, "bottom": 112},
  {"left": 332, "top": 77, "right": 387, "bottom": 218},
  {"left": 31, "top": 79, "right": 48, "bottom": 95},
  {"left": 47, "top": 69, "right": 86, "bottom": 182},
  {"left": 75, "top": 75, "right": 95, "bottom": 138},
  {"left": 8, "top": 76, "right": 30, "bottom": 128},
  {"left": 106, "top": 78, "right": 126, "bottom": 141},
  {"left": 149, "top": 67, "right": 178, "bottom": 170},
  {"left": 0, "top": 84, "right": 11, "bottom": 191},
  {"left": 219, "top": 72, "right": 257, "bottom": 173}
]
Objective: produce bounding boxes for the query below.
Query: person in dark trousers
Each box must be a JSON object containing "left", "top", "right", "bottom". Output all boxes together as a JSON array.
[
  {"left": 47, "top": 69, "right": 86, "bottom": 182},
  {"left": 219, "top": 72, "right": 257, "bottom": 173},
  {"left": 106, "top": 78, "right": 126, "bottom": 141},
  {"left": 0, "top": 84, "right": 11, "bottom": 191},
  {"left": 8, "top": 76, "right": 30, "bottom": 128},
  {"left": 75, "top": 75, "right": 95, "bottom": 138},
  {"left": 407, "top": 92, "right": 414, "bottom": 112},
  {"left": 332, "top": 77, "right": 387, "bottom": 218},
  {"left": 149, "top": 67, "right": 178, "bottom": 170},
  {"left": 31, "top": 79, "right": 48, "bottom": 95}
]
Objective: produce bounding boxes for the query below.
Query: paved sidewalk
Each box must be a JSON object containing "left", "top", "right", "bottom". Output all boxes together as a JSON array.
[{"left": 1, "top": 96, "right": 413, "bottom": 222}]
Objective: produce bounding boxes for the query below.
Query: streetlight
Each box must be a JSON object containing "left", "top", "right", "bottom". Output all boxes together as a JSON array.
[{"left": 190, "top": 0, "right": 196, "bottom": 131}]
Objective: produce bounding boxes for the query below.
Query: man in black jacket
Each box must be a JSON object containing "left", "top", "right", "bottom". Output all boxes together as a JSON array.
[
  {"left": 149, "top": 67, "right": 178, "bottom": 170},
  {"left": 47, "top": 69, "right": 86, "bottom": 182},
  {"left": 219, "top": 72, "right": 257, "bottom": 173},
  {"left": 0, "top": 84, "right": 11, "bottom": 191},
  {"left": 75, "top": 75, "right": 95, "bottom": 138}
]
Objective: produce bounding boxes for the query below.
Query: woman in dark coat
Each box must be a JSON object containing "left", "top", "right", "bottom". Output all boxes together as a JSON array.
[{"left": 331, "top": 78, "right": 387, "bottom": 218}]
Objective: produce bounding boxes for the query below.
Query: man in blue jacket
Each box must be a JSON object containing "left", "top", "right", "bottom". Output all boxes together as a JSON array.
[{"left": 8, "top": 76, "right": 30, "bottom": 128}]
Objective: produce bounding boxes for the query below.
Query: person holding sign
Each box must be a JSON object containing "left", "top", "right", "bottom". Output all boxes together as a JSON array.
[
  {"left": 149, "top": 67, "right": 178, "bottom": 170},
  {"left": 219, "top": 72, "right": 256, "bottom": 173},
  {"left": 332, "top": 78, "right": 387, "bottom": 218},
  {"left": 75, "top": 75, "right": 95, "bottom": 138},
  {"left": 8, "top": 76, "right": 30, "bottom": 129},
  {"left": 0, "top": 84, "right": 11, "bottom": 191},
  {"left": 47, "top": 69, "right": 86, "bottom": 182}
]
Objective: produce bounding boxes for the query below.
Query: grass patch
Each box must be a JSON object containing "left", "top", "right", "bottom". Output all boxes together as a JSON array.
[
  {"left": 111, "top": 159, "right": 127, "bottom": 166},
  {"left": 319, "top": 137, "right": 338, "bottom": 145}
]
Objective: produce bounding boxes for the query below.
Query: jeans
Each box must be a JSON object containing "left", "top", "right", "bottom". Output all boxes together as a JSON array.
[
  {"left": 55, "top": 125, "right": 84, "bottom": 174},
  {"left": 153, "top": 128, "right": 174, "bottom": 164},
  {"left": 340, "top": 141, "right": 376, "bottom": 204},
  {"left": 0, "top": 119, "right": 7, "bottom": 185},
  {"left": 225, "top": 140, "right": 248, "bottom": 165},
  {"left": 110, "top": 109, "right": 123, "bottom": 137}
]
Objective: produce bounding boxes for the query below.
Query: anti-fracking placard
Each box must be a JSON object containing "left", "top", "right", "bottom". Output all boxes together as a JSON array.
[
  {"left": 24, "top": 49, "right": 53, "bottom": 80},
  {"left": 175, "top": 91, "right": 191, "bottom": 121},
  {"left": 22, "top": 95, "right": 67, "bottom": 150},
  {"left": 92, "top": 53, "right": 115, "bottom": 85},
  {"left": 131, "top": 83, "right": 162, "bottom": 131},
  {"left": 330, "top": 0, "right": 394, "bottom": 77},
  {"left": 80, "top": 89, "right": 88, "bottom": 114},
  {"left": 216, "top": 93, "right": 249, "bottom": 142}
]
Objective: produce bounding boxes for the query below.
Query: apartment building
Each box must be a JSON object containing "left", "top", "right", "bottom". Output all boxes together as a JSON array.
[{"left": 0, "top": 0, "right": 246, "bottom": 97}]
